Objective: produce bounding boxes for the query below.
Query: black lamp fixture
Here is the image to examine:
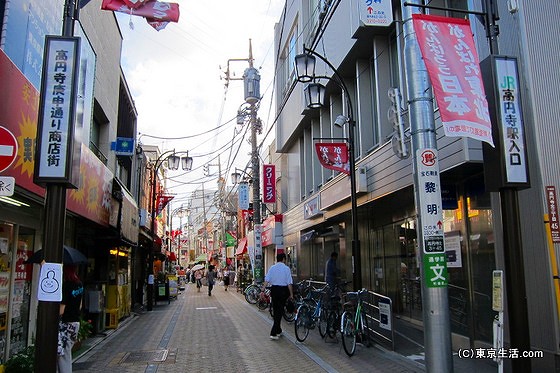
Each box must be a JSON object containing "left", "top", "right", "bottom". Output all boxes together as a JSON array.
[
  {"left": 231, "top": 168, "right": 252, "bottom": 184},
  {"left": 294, "top": 46, "right": 362, "bottom": 291},
  {"left": 295, "top": 52, "right": 316, "bottom": 83},
  {"left": 304, "top": 82, "right": 326, "bottom": 109},
  {"left": 147, "top": 149, "right": 193, "bottom": 312}
]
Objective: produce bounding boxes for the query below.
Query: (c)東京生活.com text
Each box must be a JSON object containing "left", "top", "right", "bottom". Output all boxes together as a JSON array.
[{"left": 458, "top": 348, "right": 544, "bottom": 359}]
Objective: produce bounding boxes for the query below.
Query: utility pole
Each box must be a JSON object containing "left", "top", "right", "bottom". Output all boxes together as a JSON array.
[
  {"left": 224, "top": 40, "right": 263, "bottom": 282},
  {"left": 401, "top": 1, "right": 453, "bottom": 372}
]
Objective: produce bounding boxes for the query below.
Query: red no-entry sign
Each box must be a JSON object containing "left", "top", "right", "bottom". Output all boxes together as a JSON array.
[{"left": 0, "top": 126, "right": 18, "bottom": 173}]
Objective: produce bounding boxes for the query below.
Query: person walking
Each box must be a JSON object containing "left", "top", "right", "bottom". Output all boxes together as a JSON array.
[
  {"left": 206, "top": 265, "right": 216, "bottom": 296},
  {"left": 264, "top": 253, "right": 293, "bottom": 340},
  {"left": 58, "top": 264, "right": 84, "bottom": 373},
  {"left": 195, "top": 269, "right": 203, "bottom": 292},
  {"left": 223, "top": 266, "right": 230, "bottom": 291}
]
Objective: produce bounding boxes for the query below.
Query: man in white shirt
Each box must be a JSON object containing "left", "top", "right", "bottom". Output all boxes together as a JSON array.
[{"left": 264, "top": 253, "right": 293, "bottom": 340}]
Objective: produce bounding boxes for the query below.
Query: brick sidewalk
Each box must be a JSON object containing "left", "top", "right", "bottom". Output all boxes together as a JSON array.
[{"left": 73, "top": 282, "right": 424, "bottom": 372}]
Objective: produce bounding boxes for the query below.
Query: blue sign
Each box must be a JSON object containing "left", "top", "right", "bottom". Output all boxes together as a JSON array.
[{"left": 112, "top": 137, "right": 135, "bottom": 155}]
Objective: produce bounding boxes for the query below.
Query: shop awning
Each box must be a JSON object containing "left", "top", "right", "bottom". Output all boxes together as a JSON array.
[{"left": 235, "top": 237, "right": 248, "bottom": 255}]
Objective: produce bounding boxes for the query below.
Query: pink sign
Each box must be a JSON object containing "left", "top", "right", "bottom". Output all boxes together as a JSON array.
[
  {"left": 262, "top": 164, "right": 276, "bottom": 203},
  {"left": 413, "top": 14, "right": 493, "bottom": 147}
]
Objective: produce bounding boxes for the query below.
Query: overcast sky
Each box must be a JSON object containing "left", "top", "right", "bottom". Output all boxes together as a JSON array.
[{"left": 115, "top": 1, "right": 285, "bottom": 210}]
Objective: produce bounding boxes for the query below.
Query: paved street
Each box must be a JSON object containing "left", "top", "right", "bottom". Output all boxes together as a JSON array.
[{"left": 72, "top": 283, "right": 495, "bottom": 373}]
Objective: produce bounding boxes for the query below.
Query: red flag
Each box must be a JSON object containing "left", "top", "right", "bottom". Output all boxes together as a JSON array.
[
  {"left": 315, "top": 142, "right": 350, "bottom": 175},
  {"left": 156, "top": 195, "right": 174, "bottom": 215},
  {"left": 101, "top": 0, "right": 180, "bottom": 23},
  {"left": 262, "top": 164, "right": 276, "bottom": 203},
  {"left": 412, "top": 14, "right": 493, "bottom": 146},
  {"left": 121, "top": 0, "right": 150, "bottom": 9}
]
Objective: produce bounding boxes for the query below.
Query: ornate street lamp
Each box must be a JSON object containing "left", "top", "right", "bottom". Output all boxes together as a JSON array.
[
  {"left": 147, "top": 150, "right": 192, "bottom": 311},
  {"left": 294, "top": 47, "right": 362, "bottom": 290}
]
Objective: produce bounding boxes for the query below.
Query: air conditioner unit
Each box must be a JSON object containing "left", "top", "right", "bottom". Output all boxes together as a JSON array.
[{"left": 357, "top": 167, "right": 367, "bottom": 193}]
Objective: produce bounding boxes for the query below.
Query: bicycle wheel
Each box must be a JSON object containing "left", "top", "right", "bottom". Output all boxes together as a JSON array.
[
  {"left": 341, "top": 311, "right": 356, "bottom": 356},
  {"left": 244, "top": 285, "right": 259, "bottom": 304},
  {"left": 283, "top": 304, "right": 296, "bottom": 322},
  {"left": 326, "top": 309, "right": 339, "bottom": 338},
  {"left": 295, "top": 304, "right": 311, "bottom": 342},
  {"left": 318, "top": 308, "right": 328, "bottom": 338},
  {"left": 257, "top": 297, "right": 269, "bottom": 310}
]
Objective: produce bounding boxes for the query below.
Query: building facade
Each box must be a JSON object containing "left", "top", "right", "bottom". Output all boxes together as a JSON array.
[
  {"left": 0, "top": 0, "right": 139, "bottom": 361},
  {"left": 274, "top": 1, "right": 560, "bottom": 371}
]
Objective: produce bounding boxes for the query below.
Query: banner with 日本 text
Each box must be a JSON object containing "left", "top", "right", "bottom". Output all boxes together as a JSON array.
[
  {"left": 412, "top": 14, "right": 494, "bottom": 147},
  {"left": 314, "top": 142, "right": 350, "bottom": 175}
]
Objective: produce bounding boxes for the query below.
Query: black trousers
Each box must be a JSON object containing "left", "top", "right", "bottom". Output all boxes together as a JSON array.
[{"left": 270, "top": 285, "right": 289, "bottom": 336}]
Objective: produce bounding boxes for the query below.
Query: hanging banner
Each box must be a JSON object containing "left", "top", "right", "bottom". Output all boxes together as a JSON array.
[
  {"left": 156, "top": 195, "right": 174, "bottom": 215},
  {"left": 101, "top": 0, "right": 180, "bottom": 30},
  {"left": 413, "top": 14, "right": 493, "bottom": 147},
  {"left": 315, "top": 142, "right": 349, "bottom": 175},
  {"left": 262, "top": 164, "right": 276, "bottom": 203}
]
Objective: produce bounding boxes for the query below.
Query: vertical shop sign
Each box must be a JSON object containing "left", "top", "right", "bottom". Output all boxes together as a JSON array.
[
  {"left": 262, "top": 164, "right": 276, "bottom": 203},
  {"left": 34, "top": 36, "right": 80, "bottom": 186},
  {"left": 238, "top": 182, "right": 249, "bottom": 210},
  {"left": 546, "top": 186, "right": 560, "bottom": 243}
]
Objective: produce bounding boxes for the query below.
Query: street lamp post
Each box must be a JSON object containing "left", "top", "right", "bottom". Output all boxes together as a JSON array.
[
  {"left": 147, "top": 150, "right": 192, "bottom": 311},
  {"left": 294, "top": 47, "right": 362, "bottom": 290}
]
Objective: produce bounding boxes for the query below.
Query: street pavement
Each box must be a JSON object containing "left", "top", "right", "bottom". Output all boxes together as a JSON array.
[{"left": 72, "top": 282, "right": 496, "bottom": 373}]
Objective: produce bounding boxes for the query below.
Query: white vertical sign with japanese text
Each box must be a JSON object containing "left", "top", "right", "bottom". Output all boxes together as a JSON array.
[
  {"left": 34, "top": 36, "right": 80, "bottom": 184},
  {"left": 494, "top": 57, "right": 528, "bottom": 184},
  {"left": 416, "top": 148, "right": 444, "bottom": 253}
]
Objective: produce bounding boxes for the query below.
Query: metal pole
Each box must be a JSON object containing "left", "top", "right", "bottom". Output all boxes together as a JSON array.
[
  {"left": 301, "top": 47, "right": 362, "bottom": 290},
  {"left": 251, "top": 105, "right": 263, "bottom": 283},
  {"left": 401, "top": 1, "right": 453, "bottom": 372},
  {"left": 35, "top": 1, "right": 77, "bottom": 371},
  {"left": 482, "top": 0, "right": 531, "bottom": 370},
  {"left": 147, "top": 166, "right": 157, "bottom": 311}
]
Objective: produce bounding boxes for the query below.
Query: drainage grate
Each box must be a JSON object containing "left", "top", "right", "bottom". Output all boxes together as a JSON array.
[{"left": 120, "top": 349, "right": 169, "bottom": 364}]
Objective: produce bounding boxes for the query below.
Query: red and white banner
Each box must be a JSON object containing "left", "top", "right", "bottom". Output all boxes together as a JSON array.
[
  {"left": 262, "top": 164, "right": 276, "bottom": 203},
  {"left": 101, "top": 0, "right": 180, "bottom": 30},
  {"left": 413, "top": 14, "right": 493, "bottom": 147},
  {"left": 315, "top": 142, "right": 349, "bottom": 175},
  {"left": 156, "top": 195, "right": 174, "bottom": 215}
]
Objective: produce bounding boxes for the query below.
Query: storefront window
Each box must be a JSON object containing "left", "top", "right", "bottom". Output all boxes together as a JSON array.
[
  {"left": 0, "top": 223, "right": 14, "bottom": 363},
  {"left": 10, "top": 228, "right": 34, "bottom": 356},
  {"left": 286, "top": 246, "right": 297, "bottom": 276}
]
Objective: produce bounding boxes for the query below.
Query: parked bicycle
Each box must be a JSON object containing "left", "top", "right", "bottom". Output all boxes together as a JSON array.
[
  {"left": 320, "top": 280, "right": 350, "bottom": 339},
  {"left": 340, "top": 288, "right": 370, "bottom": 356},
  {"left": 257, "top": 286, "right": 271, "bottom": 310},
  {"left": 244, "top": 283, "right": 261, "bottom": 304},
  {"left": 294, "top": 285, "right": 329, "bottom": 342}
]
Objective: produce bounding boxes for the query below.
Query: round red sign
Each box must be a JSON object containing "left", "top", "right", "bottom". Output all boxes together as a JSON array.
[{"left": 0, "top": 126, "right": 18, "bottom": 173}]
